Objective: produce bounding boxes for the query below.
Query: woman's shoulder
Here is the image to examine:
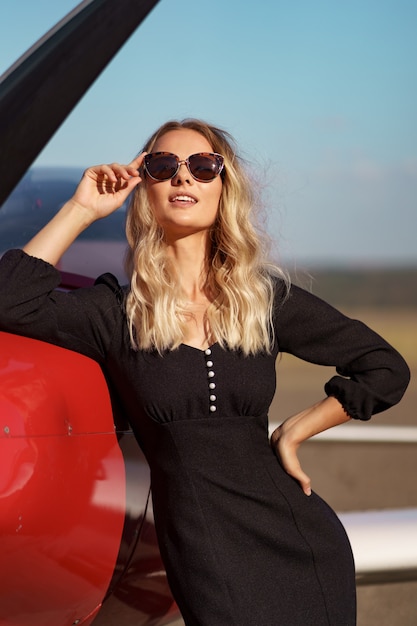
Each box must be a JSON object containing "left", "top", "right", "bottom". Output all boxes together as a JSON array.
[{"left": 94, "top": 272, "right": 128, "bottom": 306}]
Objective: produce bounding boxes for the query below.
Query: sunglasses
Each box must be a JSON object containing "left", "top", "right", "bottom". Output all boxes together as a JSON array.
[{"left": 144, "top": 151, "right": 225, "bottom": 182}]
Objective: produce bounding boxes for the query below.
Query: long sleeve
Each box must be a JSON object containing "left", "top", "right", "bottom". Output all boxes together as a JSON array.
[
  {"left": 274, "top": 280, "right": 410, "bottom": 421},
  {"left": 0, "top": 249, "right": 125, "bottom": 363}
]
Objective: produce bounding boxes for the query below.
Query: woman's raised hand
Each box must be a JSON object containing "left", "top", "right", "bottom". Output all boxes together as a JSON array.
[
  {"left": 23, "top": 154, "right": 146, "bottom": 266},
  {"left": 71, "top": 154, "right": 145, "bottom": 221}
]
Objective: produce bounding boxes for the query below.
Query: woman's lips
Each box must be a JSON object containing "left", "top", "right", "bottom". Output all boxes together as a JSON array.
[{"left": 169, "top": 193, "right": 198, "bottom": 206}]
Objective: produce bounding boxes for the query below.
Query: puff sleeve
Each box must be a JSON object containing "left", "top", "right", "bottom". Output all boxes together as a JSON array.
[
  {"left": 273, "top": 280, "right": 410, "bottom": 420},
  {"left": 0, "top": 249, "right": 125, "bottom": 363}
]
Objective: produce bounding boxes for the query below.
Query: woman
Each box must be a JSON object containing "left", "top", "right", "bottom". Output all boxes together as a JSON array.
[{"left": 0, "top": 119, "right": 410, "bottom": 625}]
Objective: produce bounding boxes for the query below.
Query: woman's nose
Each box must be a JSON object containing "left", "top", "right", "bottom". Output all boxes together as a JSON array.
[{"left": 172, "top": 161, "right": 193, "bottom": 185}]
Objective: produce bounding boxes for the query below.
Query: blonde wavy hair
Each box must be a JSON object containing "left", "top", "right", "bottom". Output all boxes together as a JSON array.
[{"left": 125, "top": 119, "right": 288, "bottom": 354}]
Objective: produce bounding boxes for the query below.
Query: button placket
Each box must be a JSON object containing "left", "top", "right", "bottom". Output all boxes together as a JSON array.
[{"left": 204, "top": 348, "right": 217, "bottom": 413}]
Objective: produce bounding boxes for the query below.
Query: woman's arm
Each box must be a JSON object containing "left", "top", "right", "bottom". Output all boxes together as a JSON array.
[
  {"left": 271, "top": 280, "right": 411, "bottom": 495},
  {"left": 271, "top": 397, "right": 350, "bottom": 496},
  {"left": 23, "top": 156, "right": 144, "bottom": 265},
  {"left": 0, "top": 155, "right": 145, "bottom": 358}
]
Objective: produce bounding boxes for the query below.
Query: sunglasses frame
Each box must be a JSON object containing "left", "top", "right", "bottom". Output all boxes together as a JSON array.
[{"left": 144, "top": 151, "right": 225, "bottom": 183}]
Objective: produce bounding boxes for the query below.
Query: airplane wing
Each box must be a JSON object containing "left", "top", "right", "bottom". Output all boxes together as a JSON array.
[{"left": 0, "top": 0, "right": 160, "bottom": 207}]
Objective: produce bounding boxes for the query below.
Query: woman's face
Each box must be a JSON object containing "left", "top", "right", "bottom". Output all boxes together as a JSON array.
[{"left": 145, "top": 129, "right": 223, "bottom": 240}]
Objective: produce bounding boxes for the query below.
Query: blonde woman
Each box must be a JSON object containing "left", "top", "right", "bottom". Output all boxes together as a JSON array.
[{"left": 0, "top": 119, "right": 410, "bottom": 625}]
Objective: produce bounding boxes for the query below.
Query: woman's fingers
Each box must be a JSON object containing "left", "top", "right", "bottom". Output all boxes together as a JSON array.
[
  {"left": 128, "top": 152, "right": 147, "bottom": 172},
  {"left": 86, "top": 162, "right": 139, "bottom": 184},
  {"left": 72, "top": 159, "right": 143, "bottom": 217},
  {"left": 86, "top": 153, "right": 146, "bottom": 183},
  {"left": 271, "top": 427, "right": 312, "bottom": 496},
  {"left": 281, "top": 448, "right": 312, "bottom": 496}
]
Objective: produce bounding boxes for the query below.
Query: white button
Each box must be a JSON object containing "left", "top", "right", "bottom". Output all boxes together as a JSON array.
[
  {"left": 206, "top": 360, "right": 213, "bottom": 368},
  {"left": 205, "top": 348, "right": 212, "bottom": 355},
  {"left": 209, "top": 405, "right": 217, "bottom": 412},
  {"left": 208, "top": 371, "right": 215, "bottom": 378},
  {"left": 209, "top": 382, "right": 216, "bottom": 389},
  {"left": 210, "top": 395, "right": 216, "bottom": 401}
]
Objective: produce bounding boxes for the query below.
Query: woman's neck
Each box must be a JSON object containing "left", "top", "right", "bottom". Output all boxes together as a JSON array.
[{"left": 166, "top": 231, "right": 211, "bottom": 302}]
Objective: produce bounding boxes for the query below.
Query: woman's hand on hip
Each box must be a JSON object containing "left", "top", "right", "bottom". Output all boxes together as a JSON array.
[{"left": 270, "top": 397, "right": 351, "bottom": 496}]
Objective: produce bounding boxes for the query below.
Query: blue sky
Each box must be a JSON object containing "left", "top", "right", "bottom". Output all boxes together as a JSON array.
[{"left": 1, "top": 0, "right": 416, "bottom": 267}]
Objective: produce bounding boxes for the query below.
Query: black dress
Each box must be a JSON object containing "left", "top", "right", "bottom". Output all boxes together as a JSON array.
[{"left": 0, "top": 250, "right": 410, "bottom": 626}]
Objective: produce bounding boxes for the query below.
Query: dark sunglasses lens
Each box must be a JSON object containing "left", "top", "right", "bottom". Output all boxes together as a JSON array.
[
  {"left": 188, "top": 154, "right": 223, "bottom": 181},
  {"left": 145, "top": 153, "right": 178, "bottom": 180}
]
